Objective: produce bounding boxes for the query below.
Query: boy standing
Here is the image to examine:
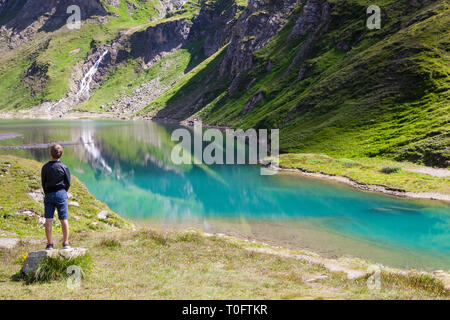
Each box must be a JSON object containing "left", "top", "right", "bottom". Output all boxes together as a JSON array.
[{"left": 41, "top": 144, "right": 71, "bottom": 250}]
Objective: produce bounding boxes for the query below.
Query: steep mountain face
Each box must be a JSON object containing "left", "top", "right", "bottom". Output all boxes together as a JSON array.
[
  {"left": 219, "top": 0, "right": 301, "bottom": 93},
  {"left": 0, "top": 0, "right": 448, "bottom": 166},
  {"left": 0, "top": 0, "right": 107, "bottom": 50},
  {"left": 144, "top": 0, "right": 449, "bottom": 167}
]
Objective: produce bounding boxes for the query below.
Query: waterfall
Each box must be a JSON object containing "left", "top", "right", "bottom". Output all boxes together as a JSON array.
[
  {"left": 47, "top": 99, "right": 63, "bottom": 112},
  {"left": 78, "top": 50, "right": 108, "bottom": 97},
  {"left": 46, "top": 50, "right": 108, "bottom": 112}
]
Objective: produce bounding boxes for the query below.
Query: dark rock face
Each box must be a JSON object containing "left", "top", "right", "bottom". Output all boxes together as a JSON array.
[
  {"left": 219, "top": 0, "right": 299, "bottom": 94},
  {"left": 297, "top": 63, "right": 308, "bottom": 81},
  {"left": 286, "top": 0, "right": 330, "bottom": 74},
  {"left": 131, "top": 2, "right": 240, "bottom": 65},
  {"left": 131, "top": 19, "right": 191, "bottom": 66},
  {"left": 1, "top": 0, "right": 106, "bottom": 31},
  {"left": 0, "top": 0, "right": 27, "bottom": 22},
  {"left": 289, "top": 0, "right": 325, "bottom": 38},
  {"left": 241, "top": 91, "right": 264, "bottom": 115},
  {"left": 217, "top": 0, "right": 331, "bottom": 95},
  {"left": 189, "top": 4, "right": 239, "bottom": 57}
]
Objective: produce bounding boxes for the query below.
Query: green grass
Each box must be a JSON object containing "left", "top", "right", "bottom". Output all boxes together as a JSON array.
[
  {"left": 189, "top": 0, "right": 449, "bottom": 166},
  {"left": 0, "top": 155, "right": 130, "bottom": 238},
  {"left": 13, "top": 253, "right": 93, "bottom": 285},
  {"left": 1, "top": 227, "right": 448, "bottom": 299},
  {"left": 380, "top": 166, "right": 401, "bottom": 174},
  {"left": 278, "top": 153, "right": 450, "bottom": 194},
  {"left": 0, "top": 0, "right": 164, "bottom": 109}
]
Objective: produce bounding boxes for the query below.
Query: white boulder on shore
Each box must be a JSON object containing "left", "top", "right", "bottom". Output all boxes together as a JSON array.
[{"left": 97, "top": 210, "right": 108, "bottom": 220}]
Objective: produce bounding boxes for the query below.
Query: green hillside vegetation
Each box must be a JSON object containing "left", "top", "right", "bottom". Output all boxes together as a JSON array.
[
  {"left": 0, "top": 155, "right": 129, "bottom": 238},
  {"left": 142, "top": 0, "right": 449, "bottom": 166},
  {"left": 278, "top": 153, "right": 450, "bottom": 194},
  {"left": 77, "top": 39, "right": 208, "bottom": 112},
  {"left": 0, "top": 0, "right": 164, "bottom": 110},
  {"left": 0, "top": 0, "right": 448, "bottom": 167}
]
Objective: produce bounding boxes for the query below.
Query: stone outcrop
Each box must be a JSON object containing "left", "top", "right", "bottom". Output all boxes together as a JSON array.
[
  {"left": 287, "top": 0, "right": 331, "bottom": 74},
  {"left": 158, "top": 0, "right": 188, "bottom": 17},
  {"left": 131, "top": 18, "right": 192, "bottom": 67},
  {"left": 105, "top": 78, "right": 168, "bottom": 114},
  {"left": 21, "top": 248, "right": 88, "bottom": 275},
  {"left": 0, "top": 238, "right": 41, "bottom": 249},
  {"left": 188, "top": 3, "right": 240, "bottom": 57},
  {"left": 241, "top": 91, "right": 264, "bottom": 115},
  {"left": 219, "top": 0, "right": 300, "bottom": 94}
]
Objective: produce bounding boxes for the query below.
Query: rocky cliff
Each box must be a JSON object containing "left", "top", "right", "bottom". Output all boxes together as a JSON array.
[{"left": 0, "top": 0, "right": 107, "bottom": 50}]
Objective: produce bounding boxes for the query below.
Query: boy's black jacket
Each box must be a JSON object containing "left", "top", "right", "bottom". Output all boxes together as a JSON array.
[{"left": 41, "top": 160, "right": 71, "bottom": 194}]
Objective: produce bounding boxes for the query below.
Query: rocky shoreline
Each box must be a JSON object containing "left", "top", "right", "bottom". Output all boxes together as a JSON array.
[{"left": 269, "top": 164, "right": 450, "bottom": 203}]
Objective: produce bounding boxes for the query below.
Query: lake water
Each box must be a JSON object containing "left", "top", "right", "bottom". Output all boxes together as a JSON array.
[{"left": 0, "top": 119, "right": 449, "bottom": 270}]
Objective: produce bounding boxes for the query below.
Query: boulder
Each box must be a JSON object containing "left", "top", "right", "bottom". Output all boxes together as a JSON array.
[
  {"left": 0, "top": 238, "right": 41, "bottom": 249},
  {"left": 68, "top": 201, "right": 80, "bottom": 207},
  {"left": 28, "top": 188, "right": 44, "bottom": 202},
  {"left": 22, "top": 248, "right": 88, "bottom": 275},
  {"left": 97, "top": 210, "right": 108, "bottom": 220}
]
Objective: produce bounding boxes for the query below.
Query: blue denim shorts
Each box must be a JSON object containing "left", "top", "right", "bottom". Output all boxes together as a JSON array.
[{"left": 44, "top": 189, "right": 68, "bottom": 220}]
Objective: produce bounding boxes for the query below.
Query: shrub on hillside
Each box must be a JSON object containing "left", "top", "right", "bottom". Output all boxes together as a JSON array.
[{"left": 380, "top": 166, "right": 401, "bottom": 174}]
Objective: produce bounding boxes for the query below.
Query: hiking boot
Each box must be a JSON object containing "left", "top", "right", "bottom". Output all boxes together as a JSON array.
[
  {"left": 45, "top": 243, "right": 54, "bottom": 250},
  {"left": 62, "top": 242, "right": 71, "bottom": 249}
]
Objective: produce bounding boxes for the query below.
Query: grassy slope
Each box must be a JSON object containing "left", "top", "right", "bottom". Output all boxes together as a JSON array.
[
  {"left": 143, "top": 0, "right": 449, "bottom": 166},
  {"left": 0, "top": 0, "right": 162, "bottom": 110},
  {"left": 1, "top": 227, "right": 448, "bottom": 299},
  {"left": 278, "top": 153, "right": 450, "bottom": 194},
  {"left": 0, "top": 155, "right": 129, "bottom": 238},
  {"left": 77, "top": 39, "right": 208, "bottom": 112},
  {"left": 83, "top": 0, "right": 245, "bottom": 113},
  {"left": 138, "top": 45, "right": 229, "bottom": 117},
  {"left": 0, "top": 0, "right": 241, "bottom": 113}
]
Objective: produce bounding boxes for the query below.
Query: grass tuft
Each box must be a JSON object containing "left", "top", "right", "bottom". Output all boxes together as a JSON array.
[
  {"left": 175, "top": 232, "right": 204, "bottom": 243},
  {"left": 98, "top": 238, "right": 121, "bottom": 249},
  {"left": 380, "top": 166, "right": 402, "bottom": 174},
  {"left": 136, "top": 229, "right": 169, "bottom": 246},
  {"left": 13, "top": 254, "right": 93, "bottom": 285},
  {"left": 381, "top": 271, "right": 449, "bottom": 297}
]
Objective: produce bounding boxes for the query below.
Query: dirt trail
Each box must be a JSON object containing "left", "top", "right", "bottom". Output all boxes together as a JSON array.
[{"left": 406, "top": 167, "right": 450, "bottom": 178}]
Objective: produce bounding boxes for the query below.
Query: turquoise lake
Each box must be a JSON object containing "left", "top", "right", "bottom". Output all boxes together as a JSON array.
[{"left": 0, "top": 119, "right": 449, "bottom": 270}]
